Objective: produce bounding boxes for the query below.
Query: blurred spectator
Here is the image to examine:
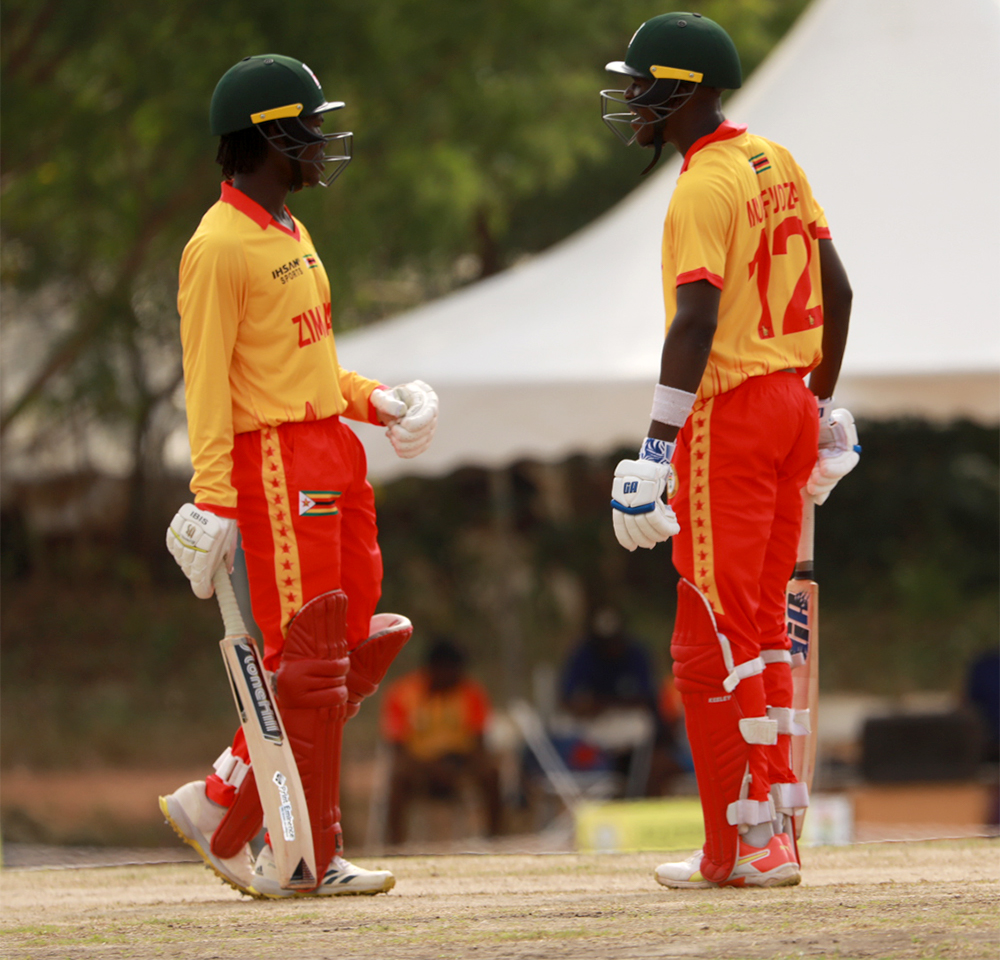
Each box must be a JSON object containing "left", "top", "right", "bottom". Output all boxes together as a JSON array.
[
  {"left": 965, "top": 649, "right": 1000, "bottom": 762},
  {"left": 551, "top": 607, "right": 678, "bottom": 795},
  {"left": 964, "top": 649, "right": 999, "bottom": 827},
  {"left": 381, "top": 638, "right": 502, "bottom": 844},
  {"left": 560, "top": 607, "right": 659, "bottom": 719}
]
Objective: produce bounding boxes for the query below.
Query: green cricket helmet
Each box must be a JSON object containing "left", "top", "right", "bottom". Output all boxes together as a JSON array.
[
  {"left": 210, "top": 54, "right": 352, "bottom": 186},
  {"left": 601, "top": 13, "right": 742, "bottom": 174}
]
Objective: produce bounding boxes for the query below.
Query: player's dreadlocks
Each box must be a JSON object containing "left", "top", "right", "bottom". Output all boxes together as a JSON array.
[{"left": 216, "top": 126, "right": 269, "bottom": 180}]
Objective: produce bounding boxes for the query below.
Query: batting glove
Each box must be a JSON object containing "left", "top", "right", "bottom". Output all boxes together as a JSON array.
[
  {"left": 383, "top": 380, "right": 439, "bottom": 459},
  {"left": 370, "top": 386, "right": 408, "bottom": 424},
  {"left": 807, "top": 406, "right": 861, "bottom": 505},
  {"left": 166, "top": 503, "right": 238, "bottom": 599},
  {"left": 611, "top": 456, "right": 680, "bottom": 551}
]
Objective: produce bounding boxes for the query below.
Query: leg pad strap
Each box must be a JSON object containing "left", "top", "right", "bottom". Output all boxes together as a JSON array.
[
  {"left": 739, "top": 716, "right": 779, "bottom": 745},
  {"left": 771, "top": 780, "right": 810, "bottom": 814},
  {"left": 727, "top": 797, "right": 776, "bottom": 827},
  {"left": 723, "top": 653, "right": 765, "bottom": 693},
  {"left": 767, "top": 705, "right": 811, "bottom": 736}
]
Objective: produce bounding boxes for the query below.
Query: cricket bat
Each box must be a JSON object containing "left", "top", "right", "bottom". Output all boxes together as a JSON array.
[
  {"left": 213, "top": 567, "right": 317, "bottom": 890},
  {"left": 785, "top": 493, "right": 819, "bottom": 841}
]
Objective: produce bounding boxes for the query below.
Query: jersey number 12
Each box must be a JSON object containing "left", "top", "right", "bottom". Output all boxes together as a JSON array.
[{"left": 749, "top": 214, "right": 824, "bottom": 340}]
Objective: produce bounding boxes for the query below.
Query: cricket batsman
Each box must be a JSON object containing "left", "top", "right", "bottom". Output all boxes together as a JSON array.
[
  {"left": 159, "top": 55, "right": 438, "bottom": 896},
  {"left": 602, "top": 13, "right": 860, "bottom": 887}
]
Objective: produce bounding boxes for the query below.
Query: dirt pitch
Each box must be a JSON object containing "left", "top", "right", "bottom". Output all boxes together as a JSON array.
[{"left": 1, "top": 840, "right": 998, "bottom": 960}]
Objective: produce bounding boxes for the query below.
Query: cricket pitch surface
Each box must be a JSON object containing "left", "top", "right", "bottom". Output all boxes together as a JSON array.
[{"left": 2, "top": 840, "right": 997, "bottom": 959}]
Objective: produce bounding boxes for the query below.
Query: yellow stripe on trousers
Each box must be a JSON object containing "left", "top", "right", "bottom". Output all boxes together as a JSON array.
[
  {"left": 688, "top": 398, "right": 724, "bottom": 615},
  {"left": 259, "top": 427, "right": 304, "bottom": 634}
]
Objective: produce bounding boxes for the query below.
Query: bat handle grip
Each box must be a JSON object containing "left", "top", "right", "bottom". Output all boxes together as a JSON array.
[
  {"left": 213, "top": 567, "right": 248, "bottom": 637},
  {"left": 795, "top": 492, "right": 816, "bottom": 579}
]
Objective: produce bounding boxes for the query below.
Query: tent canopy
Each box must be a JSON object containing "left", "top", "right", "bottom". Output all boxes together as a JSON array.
[{"left": 338, "top": 0, "right": 1000, "bottom": 481}]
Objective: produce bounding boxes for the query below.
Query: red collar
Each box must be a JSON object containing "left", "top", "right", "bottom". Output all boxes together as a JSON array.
[
  {"left": 220, "top": 181, "right": 300, "bottom": 240},
  {"left": 680, "top": 120, "right": 747, "bottom": 173}
]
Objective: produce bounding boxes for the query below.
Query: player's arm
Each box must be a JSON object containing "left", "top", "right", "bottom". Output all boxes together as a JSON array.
[
  {"left": 611, "top": 281, "right": 719, "bottom": 551},
  {"left": 806, "top": 238, "right": 860, "bottom": 504},
  {"left": 807, "top": 238, "right": 852, "bottom": 402},
  {"left": 167, "top": 236, "right": 243, "bottom": 598},
  {"left": 648, "top": 280, "right": 720, "bottom": 442}
]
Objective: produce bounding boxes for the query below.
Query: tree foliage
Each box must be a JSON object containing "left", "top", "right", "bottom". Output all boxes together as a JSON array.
[{"left": 0, "top": 0, "right": 809, "bottom": 502}]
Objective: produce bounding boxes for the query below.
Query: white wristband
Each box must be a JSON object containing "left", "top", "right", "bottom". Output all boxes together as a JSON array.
[
  {"left": 816, "top": 396, "right": 834, "bottom": 421},
  {"left": 651, "top": 384, "right": 696, "bottom": 428}
]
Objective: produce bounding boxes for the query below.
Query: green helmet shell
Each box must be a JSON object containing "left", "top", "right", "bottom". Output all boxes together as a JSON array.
[
  {"left": 607, "top": 12, "right": 742, "bottom": 90},
  {"left": 210, "top": 54, "right": 344, "bottom": 136}
]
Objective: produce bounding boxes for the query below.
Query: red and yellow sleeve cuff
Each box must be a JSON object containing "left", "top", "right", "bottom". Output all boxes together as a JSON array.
[
  {"left": 194, "top": 502, "right": 240, "bottom": 521},
  {"left": 367, "top": 385, "right": 389, "bottom": 425},
  {"left": 677, "top": 268, "right": 724, "bottom": 290}
]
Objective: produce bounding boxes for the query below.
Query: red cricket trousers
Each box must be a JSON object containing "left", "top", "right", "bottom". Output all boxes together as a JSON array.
[
  {"left": 671, "top": 370, "right": 818, "bottom": 665},
  {"left": 668, "top": 370, "right": 818, "bottom": 848},
  {"left": 231, "top": 415, "right": 383, "bottom": 673}
]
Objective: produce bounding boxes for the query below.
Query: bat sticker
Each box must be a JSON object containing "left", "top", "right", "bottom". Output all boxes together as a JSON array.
[
  {"left": 232, "top": 642, "right": 283, "bottom": 744},
  {"left": 786, "top": 589, "right": 812, "bottom": 659},
  {"left": 273, "top": 771, "right": 297, "bottom": 841}
]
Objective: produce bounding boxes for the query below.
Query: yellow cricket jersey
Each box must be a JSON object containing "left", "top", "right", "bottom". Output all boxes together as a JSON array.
[
  {"left": 178, "top": 182, "right": 381, "bottom": 511},
  {"left": 662, "top": 121, "right": 831, "bottom": 399}
]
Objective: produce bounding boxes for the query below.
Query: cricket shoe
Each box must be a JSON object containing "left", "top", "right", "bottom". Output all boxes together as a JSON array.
[
  {"left": 654, "top": 833, "right": 800, "bottom": 889},
  {"left": 248, "top": 843, "right": 396, "bottom": 899},
  {"left": 159, "top": 780, "right": 254, "bottom": 894}
]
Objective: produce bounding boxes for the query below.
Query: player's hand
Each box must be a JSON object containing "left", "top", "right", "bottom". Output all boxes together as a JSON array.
[
  {"left": 611, "top": 459, "right": 680, "bottom": 551},
  {"left": 807, "top": 407, "right": 861, "bottom": 505},
  {"left": 166, "top": 504, "right": 238, "bottom": 599},
  {"left": 382, "top": 380, "right": 438, "bottom": 459}
]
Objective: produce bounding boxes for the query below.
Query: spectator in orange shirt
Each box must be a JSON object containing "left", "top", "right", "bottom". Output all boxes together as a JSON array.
[{"left": 381, "top": 638, "right": 502, "bottom": 845}]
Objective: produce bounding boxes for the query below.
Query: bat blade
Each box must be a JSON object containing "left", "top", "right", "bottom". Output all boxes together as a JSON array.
[
  {"left": 215, "top": 570, "right": 317, "bottom": 890},
  {"left": 786, "top": 496, "right": 819, "bottom": 841}
]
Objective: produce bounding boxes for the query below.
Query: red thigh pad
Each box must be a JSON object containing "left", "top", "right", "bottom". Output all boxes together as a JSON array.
[
  {"left": 275, "top": 590, "right": 351, "bottom": 879},
  {"left": 345, "top": 613, "right": 413, "bottom": 718}
]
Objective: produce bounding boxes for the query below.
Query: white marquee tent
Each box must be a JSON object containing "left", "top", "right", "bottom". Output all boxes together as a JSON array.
[{"left": 338, "top": 0, "right": 1000, "bottom": 482}]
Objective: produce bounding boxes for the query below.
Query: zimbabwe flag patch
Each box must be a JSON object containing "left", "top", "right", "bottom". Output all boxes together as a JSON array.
[
  {"left": 749, "top": 152, "right": 771, "bottom": 174},
  {"left": 299, "top": 490, "right": 342, "bottom": 516},
  {"left": 305, "top": 254, "right": 319, "bottom": 269}
]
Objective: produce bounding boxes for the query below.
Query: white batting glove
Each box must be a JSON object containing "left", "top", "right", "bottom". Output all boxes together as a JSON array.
[
  {"left": 382, "top": 380, "right": 439, "bottom": 459},
  {"left": 166, "top": 504, "right": 238, "bottom": 599},
  {"left": 611, "top": 458, "right": 680, "bottom": 551},
  {"left": 370, "top": 386, "right": 408, "bottom": 424},
  {"left": 807, "top": 407, "right": 861, "bottom": 505}
]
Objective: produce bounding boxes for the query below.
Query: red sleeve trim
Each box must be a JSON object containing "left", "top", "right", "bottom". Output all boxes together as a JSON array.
[
  {"left": 808, "top": 221, "right": 832, "bottom": 240},
  {"left": 195, "top": 502, "right": 240, "bottom": 521},
  {"left": 680, "top": 120, "right": 747, "bottom": 173},
  {"left": 220, "top": 182, "right": 301, "bottom": 241},
  {"left": 677, "top": 268, "right": 724, "bottom": 290}
]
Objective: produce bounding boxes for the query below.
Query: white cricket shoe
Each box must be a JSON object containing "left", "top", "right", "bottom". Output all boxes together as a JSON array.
[
  {"left": 159, "top": 780, "right": 254, "bottom": 894},
  {"left": 655, "top": 833, "right": 801, "bottom": 889},
  {"left": 248, "top": 843, "right": 396, "bottom": 898}
]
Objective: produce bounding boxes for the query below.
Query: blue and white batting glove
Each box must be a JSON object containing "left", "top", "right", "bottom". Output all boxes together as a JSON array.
[
  {"left": 166, "top": 504, "right": 238, "bottom": 599},
  {"left": 807, "top": 406, "right": 861, "bottom": 505},
  {"left": 611, "top": 438, "right": 680, "bottom": 551}
]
